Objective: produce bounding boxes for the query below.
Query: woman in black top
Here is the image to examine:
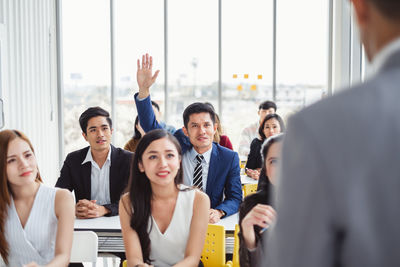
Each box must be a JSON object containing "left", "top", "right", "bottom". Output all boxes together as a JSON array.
[
  {"left": 245, "top": 114, "right": 285, "bottom": 180},
  {"left": 239, "top": 133, "right": 284, "bottom": 267}
]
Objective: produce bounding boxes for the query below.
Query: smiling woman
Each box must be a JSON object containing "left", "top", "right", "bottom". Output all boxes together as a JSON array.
[
  {"left": 0, "top": 129, "right": 74, "bottom": 267},
  {"left": 119, "top": 129, "right": 210, "bottom": 267}
]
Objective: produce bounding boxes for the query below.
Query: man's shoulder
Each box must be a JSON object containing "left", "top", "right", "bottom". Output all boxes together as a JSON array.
[
  {"left": 213, "top": 143, "right": 238, "bottom": 160},
  {"left": 64, "top": 146, "right": 90, "bottom": 162},
  {"left": 111, "top": 145, "right": 134, "bottom": 160}
]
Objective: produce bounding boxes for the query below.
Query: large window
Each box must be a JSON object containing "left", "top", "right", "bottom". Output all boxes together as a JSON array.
[
  {"left": 62, "top": 0, "right": 111, "bottom": 154},
  {"left": 221, "top": 0, "right": 273, "bottom": 149},
  {"left": 60, "top": 0, "right": 330, "bottom": 154},
  {"left": 276, "top": 0, "right": 328, "bottom": 118}
]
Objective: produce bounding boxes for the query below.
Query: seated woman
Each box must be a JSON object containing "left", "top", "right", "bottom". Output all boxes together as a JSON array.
[
  {"left": 239, "top": 133, "right": 284, "bottom": 267},
  {"left": 245, "top": 113, "right": 285, "bottom": 180},
  {"left": 119, "top": 129, "right": 210, "bottom": 267},
  {"left": 0, "top": 130, "right": 74, "bottom": 267},
  {"left": 124, "top": 115, "right": 145, "bottom": 152}
]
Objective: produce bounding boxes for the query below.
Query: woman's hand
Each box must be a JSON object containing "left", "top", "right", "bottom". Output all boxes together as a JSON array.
[
  {"left": 241, "top": 204, "right": 276, "bottom": 249},
  {"left": 246, "top": 168, "right": 261, "bottom": 180},
  {"left": 23, "top": 262, "right": 40, "bottom": 267}
]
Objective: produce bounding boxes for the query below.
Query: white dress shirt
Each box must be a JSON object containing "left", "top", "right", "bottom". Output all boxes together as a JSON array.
[
  {"left": 82, "top": 146, "right": 111, "bottom": 205},
  {"left": 182, "top": 146, "right": 213, "bottom": 191}
]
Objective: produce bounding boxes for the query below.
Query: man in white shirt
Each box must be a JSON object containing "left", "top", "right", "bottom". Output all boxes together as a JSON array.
[
  {"left": 56, "top": 107, "right": 133, "bottom": 218},
  {"left": 263, "top": 0, "right": 400, "bottom": 266},
  {"left": 238, "top": 100, "right": 277, "bottom": 158}
]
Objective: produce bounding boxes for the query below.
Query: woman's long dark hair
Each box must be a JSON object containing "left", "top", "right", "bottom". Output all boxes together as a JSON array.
[
  {"left": 127, "top": 129, "right": 183, "bottom": 264},
  {"left": 133, "top": 116, "right": 142, "bottom": 140}
]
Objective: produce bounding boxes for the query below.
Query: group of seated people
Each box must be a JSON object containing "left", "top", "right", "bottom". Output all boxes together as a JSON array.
[{"left": 0, "top": 54, "right": 283, "bottom": 267}]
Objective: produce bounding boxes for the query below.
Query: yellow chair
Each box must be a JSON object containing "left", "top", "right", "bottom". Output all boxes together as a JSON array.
[
  {"left": 243, "top": 183, "right": 258, "bottom": 197},
  {"left": 226, "top": 224, "right": 240, "bottom": 267},
  {"left": 201, "top": 224, "right": 231, "bottom": 267}
]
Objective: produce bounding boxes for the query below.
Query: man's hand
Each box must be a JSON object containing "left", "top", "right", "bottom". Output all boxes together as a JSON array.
[
  {"left": 75, "top": 199, "right": 110, "bottom": 219},
  {"left": 137, "top": 53, "right": 160, "bottom": 99},
  {"left": 209, "top": 209, "right": 224, "bottom": 224},
  {"left": 241, "top": 204, "right": 276, "bottom": 249}
]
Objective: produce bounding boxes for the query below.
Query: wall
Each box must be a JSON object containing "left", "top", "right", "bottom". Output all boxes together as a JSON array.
[{"left": 2, "top": 0, "right": 59, "bottom": 186}]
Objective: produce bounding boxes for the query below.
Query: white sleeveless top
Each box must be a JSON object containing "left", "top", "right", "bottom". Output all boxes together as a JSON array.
[
  {"left": 5, "top": 184, "right": 58, "bottom": 267},
  {"left": 148, "top": 186, "right": 196, "bottom": 267}
]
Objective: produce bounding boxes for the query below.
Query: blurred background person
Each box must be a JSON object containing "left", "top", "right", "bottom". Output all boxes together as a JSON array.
[
  {"left": 238, "top": 101, "right": 277, "bottom": 159},
  {"left": 124, "top": 115, "right": 145, "bottom": 152},
  {"left": 245, "top": 114, "right": 285, "bottom": 180}
]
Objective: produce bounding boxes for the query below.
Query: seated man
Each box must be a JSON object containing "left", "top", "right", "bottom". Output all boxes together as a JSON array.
[
  {"left": 238, "top": 100, "right": 277, "bottom": 159},
  {"left": 135, "top": 54, "right": 242, "bottom": 223},
  {"left": 56, "top": 106, "right": 133, "bottom": 218}
]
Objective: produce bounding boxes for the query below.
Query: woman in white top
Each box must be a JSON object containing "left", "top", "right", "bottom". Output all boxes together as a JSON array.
[
  {"left": 119, "top": 129, "right": 210, "bottom": 267},
  {"left": 0, "top": 130, "right": 74, "bottom": 267}
]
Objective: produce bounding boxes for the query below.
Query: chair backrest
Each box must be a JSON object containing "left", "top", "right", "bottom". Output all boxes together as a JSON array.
[
  {"left": 232, "top": 224, "right": 240, "bottom": 267},
  {"left": 201, "top": 224, "right": 226, "bottom": 267},
  {"left": 243, "top": 183, "right": 257, "bottom": 197},
  {"left": 71, "top": 231, "right": 98, "bottom": 265}
]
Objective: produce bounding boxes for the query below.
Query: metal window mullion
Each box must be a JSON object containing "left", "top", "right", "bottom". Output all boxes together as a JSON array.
[
  {"left": 164, "top": 0, "right": 168, "bottom": 123},
  {"left": 327, "top": 0, "right": 333, "bottom": 96},
  {"left": 218, "top": 0, "right": 222, "bottom": 117},
  {"left": 272, "top": 0, "right": 277, "bottom": 102},
  {"left": 110, "top": 0, "right": 115, "bottom": 144},
  {"left": 56, "top": 0, "right": 64, "bottom": 168}
]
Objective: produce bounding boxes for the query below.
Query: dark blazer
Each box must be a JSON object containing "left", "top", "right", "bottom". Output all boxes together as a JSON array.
[
  {"left": 55, "top": 145, "right": 133, "bottom": 216},
  {"left": 265, "top": 49, "right": 400, "bottom": 266},
  {"left": 135, "top": 93, "right": 242, "bottom": 216}
]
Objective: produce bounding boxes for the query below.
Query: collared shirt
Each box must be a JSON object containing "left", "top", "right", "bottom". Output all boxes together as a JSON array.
[
  {"left": 238, "top": 121, "right": 260, "bottom": 159},
  {"left": 182, "top": 146, "right": 213, "bottom": 191},
  {"left": 370, "top": 37, "right": 400, "bottom": 75},
  {"left": 82, "top": 146, "right": 111, "bottom": 205}
]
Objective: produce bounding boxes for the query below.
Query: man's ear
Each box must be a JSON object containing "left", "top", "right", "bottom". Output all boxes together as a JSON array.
[
  {"left": 82, "top": 132, "right": 88, "bottom": 141},
  {"left": 182, "top": 126, "right": 189, "bottom": 137}
]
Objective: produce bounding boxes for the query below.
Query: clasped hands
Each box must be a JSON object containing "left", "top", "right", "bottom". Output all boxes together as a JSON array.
[
  {"left": 75, "top": 199, "right": 109, "bottom": 219},
  {"left": 246, "top": 168, "right": 261, "bottom": 180}
]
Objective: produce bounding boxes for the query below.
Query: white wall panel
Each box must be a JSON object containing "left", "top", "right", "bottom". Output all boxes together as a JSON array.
[{"left": 2, "top": 0, "right": 59, "bottom": 186}]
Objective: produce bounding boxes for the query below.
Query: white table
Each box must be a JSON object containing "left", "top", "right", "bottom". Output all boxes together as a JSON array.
[
  {"left": 241, "top": 174, "right": 258, "bottom": 185},
  {"left": 75, "top": 213, "right": 239, "bottom": 253}
]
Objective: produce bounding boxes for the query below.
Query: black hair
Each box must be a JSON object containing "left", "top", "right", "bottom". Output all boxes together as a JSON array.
[
  {"left": 79, "top": 106, "right": 112, "bottom": 134},
  {"left": 151, "top": 101, "right": 160, "bottom": 112},
  {"left": 238, "top": 133, "right": 284, "bottom": 266},
  {"left": 126, "top": 129, "right": 183, "bottom": 264},
  {"left": 367, "top": 0, "right": 400, "bottom": 21},
  {"left": 258, "top": 100, "right": 277, "bottom": 111},
  {"left": 133, "top": 116, "right": 142, "bottom": 140},
  {"left": 258, "top": 113, "right": 285, "bottom": 141},
  {"left": 182, "top": 102, "right": 216, "bottom": 129}
]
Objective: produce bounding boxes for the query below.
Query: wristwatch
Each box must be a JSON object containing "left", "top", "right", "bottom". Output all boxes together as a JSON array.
[{"left": 218, "top": 209, "right": 226, "bottom": 218}]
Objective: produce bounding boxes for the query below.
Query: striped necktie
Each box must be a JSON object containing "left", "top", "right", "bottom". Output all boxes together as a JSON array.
[{"left": 193, "top": 154, "right": 204, "bottom": 190}]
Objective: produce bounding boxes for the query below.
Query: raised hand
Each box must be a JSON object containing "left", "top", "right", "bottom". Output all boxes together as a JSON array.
[{"left": 137, "top": 53, "right": 160, "bottom": 99}]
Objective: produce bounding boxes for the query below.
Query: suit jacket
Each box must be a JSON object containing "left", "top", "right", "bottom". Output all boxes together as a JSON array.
[
  {"left": 135, "top": 93, "right": 242, "bottom": 216},
  {"left": 55, "top": 145, "right": 133, "bottom": 216},
  {"left": 264, "top": 49, "right": 400, "bottom": 267}
]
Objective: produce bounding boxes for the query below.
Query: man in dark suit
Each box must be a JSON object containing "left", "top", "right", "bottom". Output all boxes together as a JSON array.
[
  {"left": 56, "top": 107, "right": 133, "bottom": 218},
  {"left": 135, "top": 54, "right": 242, "bottom": 223},
  {"left": 263, "top": 0, "right": 400, "bottom": 266}
]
